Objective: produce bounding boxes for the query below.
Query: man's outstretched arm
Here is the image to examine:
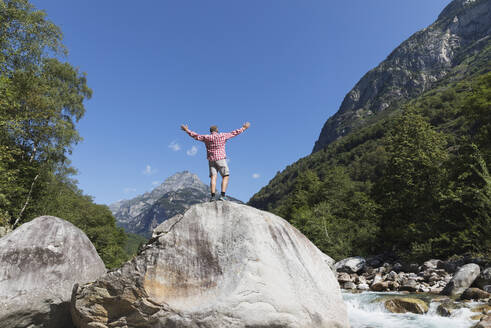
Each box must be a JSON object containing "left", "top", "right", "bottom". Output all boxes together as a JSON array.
[
  {"left": 224, "top": 122, "right": 250, "bottom": 140},
  {"left": 181, "top": 124, "right": 205, "bottom": 141}
]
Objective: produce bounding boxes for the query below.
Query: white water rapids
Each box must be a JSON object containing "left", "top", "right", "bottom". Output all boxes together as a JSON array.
[{"left": 343, "top": 291, "right": 481, "bottom": 328}]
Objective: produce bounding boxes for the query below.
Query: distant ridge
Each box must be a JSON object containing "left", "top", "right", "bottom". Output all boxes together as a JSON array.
[{"left": 110, "top": 171, "right": 241, "bottom": 237}]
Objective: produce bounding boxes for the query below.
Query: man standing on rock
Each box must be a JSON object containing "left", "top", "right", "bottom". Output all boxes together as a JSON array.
[{"left": 181, "top": 122, "right": 250, "bottom": 201}]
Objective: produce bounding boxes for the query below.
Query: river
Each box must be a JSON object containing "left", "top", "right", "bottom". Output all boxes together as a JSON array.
[{"left": 343, "top": 291, "right": 481, "bottom": 328}]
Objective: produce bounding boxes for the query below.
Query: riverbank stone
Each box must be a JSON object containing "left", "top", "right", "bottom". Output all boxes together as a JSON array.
[
  {"left": 441, "top": 263, "right": 480, "bottom": 297},
  {"left": 475, "top": 268, "right": 491, "bottom": 290},
  {"left": 475, "top": 315, "right": 491, "bottom": 328},
  {"left": 384, "top": 298, "right": 429, "bottom": 314},
  {"left": 462, "top": 288, "right": 491, "bottom": 300},
  {"left": 335, "top": 256, "right": 366, "bottom": 274}
]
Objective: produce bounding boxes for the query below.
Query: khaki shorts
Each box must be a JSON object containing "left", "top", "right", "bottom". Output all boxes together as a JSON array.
[{"left": 209, "top": 159, "right": 229, "bottom": 177}]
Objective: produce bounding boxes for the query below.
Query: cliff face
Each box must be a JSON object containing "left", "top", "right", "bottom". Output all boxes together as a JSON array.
[{"left": 312, "top": 0, "right": 491, "bottom": 152}]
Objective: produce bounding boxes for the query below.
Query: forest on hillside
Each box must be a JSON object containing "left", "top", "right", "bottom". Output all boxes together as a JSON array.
[
  {"left": 250, "top": 70, "right": 491, "bottom": 262},
  {"left": 0, "top": 0, "right": 129, "bottom": 268}
]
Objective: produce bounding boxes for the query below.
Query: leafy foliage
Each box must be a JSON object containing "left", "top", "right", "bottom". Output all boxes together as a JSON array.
[{"left": 0, "top": 0, "right": 127, "bottom": 268}]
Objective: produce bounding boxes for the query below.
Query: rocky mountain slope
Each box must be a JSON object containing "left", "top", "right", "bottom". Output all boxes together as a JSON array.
[
  {"left": 312, "top": 0, "right": 491, "bottom": 152},
  {"left": 110, "top": 171, "right": 240, "bottom": 237}
]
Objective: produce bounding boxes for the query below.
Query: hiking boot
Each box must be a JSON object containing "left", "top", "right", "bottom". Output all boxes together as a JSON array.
[
  {"left": 218, "top": 195, "right": 228, "bottom": 201},
  {"left": 209, "top": 195, "right": 216, "bottom": 202}
]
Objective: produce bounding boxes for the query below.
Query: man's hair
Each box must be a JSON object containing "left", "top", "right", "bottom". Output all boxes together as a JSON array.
[{"left": 210, "top": 125, "right": 218, "bottom": 133}]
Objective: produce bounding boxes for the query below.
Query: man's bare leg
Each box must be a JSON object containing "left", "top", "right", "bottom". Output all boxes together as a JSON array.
[
  {"left": 221, "top": 175, "right": 229, "bottom": 194},
  {"left": 210, "top": 175, "right": 217, "bottom": 194}
]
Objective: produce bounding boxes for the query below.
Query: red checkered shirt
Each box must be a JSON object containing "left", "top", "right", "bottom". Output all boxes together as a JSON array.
[{"left": 187, "top": 127, "right": 245, "bottom": 161}]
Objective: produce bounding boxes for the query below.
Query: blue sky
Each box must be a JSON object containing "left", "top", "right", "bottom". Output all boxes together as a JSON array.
[{"left": 32, "top": 0, "right": 451, "bottom": 204}]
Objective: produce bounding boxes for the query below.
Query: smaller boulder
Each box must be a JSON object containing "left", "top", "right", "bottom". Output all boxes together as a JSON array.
[
  {"left": 400, "top": 279, "right": 419, "bottom": 292},
  {"left": 393, "top": 263, "right": 403, "bottom": 273},
  {"left": 335, "top": 257, "right": 366, "bottom": 274},
  {"left": 474, "top": 268, "right": 491, "bottom": 290},
  {"left": 461, "top": 288, "right": 491, "bottom": 300},
  {"left": 423, "top": 259, "right": 443, "bottom": 271},
  {"left": 337, "top": 272, "right": 352, "bottom": 283},
  {"left": 441, "top": 263, "right": 480, "bottom": 297},
  {"left": 436, "top": 304, "right": 451, "bottom": 317},
  {"left": 0, "top": 216, "right": 106, "bottom": 328},
  {"left": 471, "top": 305, "right": 491, "bottom": 315},
  {"left": 366, "top": 255, "right": 383, "bottom": 268},
  {"left": 343, "top": 282, "right": 357, "bottom": 290},
  {"left": 404, "top": 263, "right": 420, "bottom": 273},
  {"left": 475, "top": 315, "right": 491, "bottom": 328},
  {"left": 371, "top": 282, "right": 390, "bottom": 292},
  {"left": 435, "top": 299, "right": 463, "bottom": 317},
  {"left": 384, "top": 298, "right": 428, "bottom": 314},
  {"left": 386, "top": 271, "right": 398, "bottom": 281}
]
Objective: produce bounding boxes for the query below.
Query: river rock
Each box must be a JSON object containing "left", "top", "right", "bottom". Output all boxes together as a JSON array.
[
  {"left": 343, "top": 282, "right": 357, "bottom": 290},
  {"left": 371, "top": 282, "right": 390, "bottom": 292},
  {"left": 475, "top": 315, "right": 491, "bottom": 328},
  {"left": 441, "top": 263, "right": 481, "bottom": 297},
  {"left": 393, "top": 263, "right": 403, "bottom": 273},
  {"left": 335, "top": 256, "right": 366, "bottom": 274},
  {"left": 437, "top": 304, "right": 452, "bottom": 317},
  {"left": 384, "top": 298, "right": 429, "bottom": 314},
  {"left": 337, "top": 272, "right": 352, "bottom": 283},
  {"left": 71, "top": 201, "right": 349, "bottom": 328},
  {"left": 472, "top": 305, "right": 491, "bottom": 315},
  {"left": 475, "top": 268, "right": 491, "bottom": 290},
  {"left": 422, "top": 259, "right": 443, "bottom": 270},
  {"left": 436, "top": 300, "right": 463, "bottom": 317},
  {"left": 461, "top": 288, "right": 491, "bottom": 300},
  {"left": 0, "top": 216, "right": 106, "bottom": 328},
  {"left": 400, "top": 279, "right": 419, "bottom": 292}
]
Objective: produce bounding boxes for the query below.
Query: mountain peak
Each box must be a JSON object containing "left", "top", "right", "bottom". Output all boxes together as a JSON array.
[
  {"left": 151, "top": 171, "right": 207, "bottom": 196},
  {"left": 312, "top": 0, "right": 490, "bottom": 152},
  {"left": 439, "top": 0, "right": 482, "bottom": 20}
]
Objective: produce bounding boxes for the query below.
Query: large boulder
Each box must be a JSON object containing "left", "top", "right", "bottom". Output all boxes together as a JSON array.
[
  {"left": 334, "top": 256, "right": 366, "bottom": 273},
  {"left": 441, "top": 263, "right": 480, "bottom": 297},
  {"left": 0, "top": 216, "right": 106, "bottom": 328},
  {"left": 71, "top": 201, "right": 349, "bottom": 328}
]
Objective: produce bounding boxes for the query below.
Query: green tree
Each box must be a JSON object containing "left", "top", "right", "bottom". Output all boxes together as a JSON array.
[
  {"left": 0, "top": 0, "right": 128, "bottom": 268},
  {"left": 0, "top": 0, "right": 91, "bottom": 226},
  {"left": 374, "top": 109, "right": 448, "bottom": 256},
  {"left": 463, "top": 72, "right": 491, "bottom": 163},
  {"left": 435, "top": 144, "right": 491, "bottom": 257},
  {"left": 287, "top": 167, "right": 380, "bottom": 260}
]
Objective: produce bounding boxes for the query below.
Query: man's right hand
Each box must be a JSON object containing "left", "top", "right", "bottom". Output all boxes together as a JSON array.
[
  {"left": 243, "top": 122, "right": 251, "bottom": 129},
  {"left": 181, "top": 124, "right": 189, "bottom": 132}
]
